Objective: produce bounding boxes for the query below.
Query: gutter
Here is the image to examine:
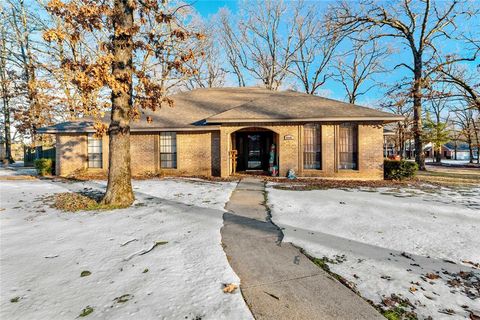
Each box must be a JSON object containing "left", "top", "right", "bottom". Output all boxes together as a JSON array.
[{"left": 205, "top": 116, "right": 405, "bottom": 123}]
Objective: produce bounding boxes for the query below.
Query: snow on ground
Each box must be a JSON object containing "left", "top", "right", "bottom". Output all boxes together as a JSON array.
[
  {"left": 267, "top": 184, "right": 480, "bottom": 319},
  {"left": 0, "top": 166, "right": 37, "bottom": 177},
  {"left": 0, "top": 175, "right": 252, "bottom": 320},
  {"left": 425, "top": 159, "right": 474, "bottom": 165}
]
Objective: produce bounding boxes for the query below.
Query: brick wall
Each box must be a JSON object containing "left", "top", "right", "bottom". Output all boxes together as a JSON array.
[
  {"left": 130, "top": 133, "right": 158, "bottom": 175},
  {"left": 55, "top": 122, "right": 384, "bottom": 180},
  {"left": 219, "top": 122, "right": 384, "bottom": 180},
  {"left": 55, "top": 133, "right": 87, "bottom": 176},
  {"left": 176, "top": 131, "right": 216, "bottom": 176},
  {"left": 56, "top": 131, "right": 218, "bottom": 177}
]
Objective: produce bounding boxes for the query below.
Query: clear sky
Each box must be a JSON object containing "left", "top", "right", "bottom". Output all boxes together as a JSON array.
[
  {"left": 19, "top": 0, "right": 480, "bottom": 109},
  {"left": 189, "top": 0, "right": 479, "bottom": 109}
]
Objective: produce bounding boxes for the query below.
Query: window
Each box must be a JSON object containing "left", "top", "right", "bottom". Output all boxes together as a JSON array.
[
  {"left": 339, "top": 123, "right": 358, "bottom": 170},
  {"left": 160, "top": 132, "right": 177, "bottom": 168},
  {"left": 87, "top": 134, "right": 102, "bottom": 168},
  {"left": 304, "top": 124, "right": 321, "bottom": 169}
]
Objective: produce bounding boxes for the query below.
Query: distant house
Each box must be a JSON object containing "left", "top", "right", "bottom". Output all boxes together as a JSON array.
[
  {"left": 38, "top": 87, "right": 402, "bottom": 179},
  {"left": 424, "top": 142, "right": 479, "bottom": 161}
]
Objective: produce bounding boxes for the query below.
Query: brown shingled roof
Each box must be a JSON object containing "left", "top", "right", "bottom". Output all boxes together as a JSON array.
[
  {"left": 206, "top": 90, "right": 403, "bottom": 123},
  {"left": 38, "top": 87, "right": 402, "bottom": 133}
]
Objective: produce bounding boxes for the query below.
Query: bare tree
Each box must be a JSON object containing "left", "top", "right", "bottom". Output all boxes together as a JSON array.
[
  {"left": 331, "top": 0, "right": 479, "bottom": 170},
  {"left": 453, "top": 107, "right": 479, "bottom": 164},
  {"left": 218, "top": 0, "right": 308, "bottom": 90},
  {"left": 436, "top": 63, "right": 480, "bottom": 113},
  {"left": 6, "top": 0, "right": 45, "bottom": 145},
  {"left": 0, "top": 9, "right": 14, "bottom": 163},
  {"left": 217, "top": 9, "right": 246, "bottom": 87},
  {"left": 381, "top": 92, "right": 412, "bottom": 159},
  {"left": 184, "top": 23, "right": 226, "bottom": 90},
  {"left": 334, "top": 38, "right": 388, "bottom": 104},
  {"left": 288, "top": 6, "right": 344, "bottom": 95}
]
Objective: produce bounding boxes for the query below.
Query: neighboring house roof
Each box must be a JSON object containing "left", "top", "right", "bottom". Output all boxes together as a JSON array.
[
  {"left": 444, "top": 142, "right": 479, "bottom": 152},
  {"left": 38, "top": 87, "right": 404, "bottom": 133},
  {"left": 424, "top": 142, "right": 478, "bottom": 152}
]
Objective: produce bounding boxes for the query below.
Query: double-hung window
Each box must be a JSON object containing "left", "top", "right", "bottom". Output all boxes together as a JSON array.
[
  {"left": 339, "top": 123, "right": 358, "bottom": 170},
  {"left": 160, "top": 132, "right": 177, "bottom": 168},
  {"left": 303, "top": 124, "right": 322, "bottom": 170},
  {"left": 87, "top": 134, "right": 103, "bottom": 168}
]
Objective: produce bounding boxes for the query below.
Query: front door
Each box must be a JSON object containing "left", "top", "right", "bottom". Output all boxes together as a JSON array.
[{"left": 235, "top": 131, "right": 273, "bottom": 172}]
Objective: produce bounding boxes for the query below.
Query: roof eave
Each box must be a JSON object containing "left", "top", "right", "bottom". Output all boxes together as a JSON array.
[
  {"left": 37, "top": 126, "right": 221, "bottom": 134},
  {"left": 206, "top": 116, "right": 405, "bottom": 124}
]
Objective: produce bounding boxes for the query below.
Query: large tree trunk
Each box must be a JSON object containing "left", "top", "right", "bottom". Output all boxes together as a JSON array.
[
  {"left": 102, "top": 0, "right": 134, "bottom": 206},
  {"left": 2, "top": 98, "right": 13, "bottom": 164},
  {"left": 0, "top": 24, "right": 13, "bottom": 164},
  {"left": 435, "top": 146, "right": 441, "bottom": 163},
  {"left": 473, "top": 121, "right": 480, "bottom": 164},
  {"left": 412, "top": 56, "right": 426, "bottom": 170},
  {"left": 398, "top": 123, "right": 404, "bottom": 158},
  {"left": 467, "top": 136, "right": 473, "bottom": 164}
]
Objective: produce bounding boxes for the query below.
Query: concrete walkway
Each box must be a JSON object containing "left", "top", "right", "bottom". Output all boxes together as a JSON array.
[{"left": 221, "top": 177, "right": 383, "bottom": 320}]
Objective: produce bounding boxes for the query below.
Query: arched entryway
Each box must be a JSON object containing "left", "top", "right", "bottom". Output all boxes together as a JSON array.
[{"left": 231, "top": 127, "right": 279, "bottom": 175}]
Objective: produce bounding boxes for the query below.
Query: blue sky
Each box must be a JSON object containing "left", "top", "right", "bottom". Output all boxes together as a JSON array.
[
  {"left": 190, "top": 0, "right": 479, "bottom": 108},
  {"left": 193, "top": 0, "right": 236, "bottom": 16},
  {"left": 23, "top": 0, "right": 479, "bottom": 109}
]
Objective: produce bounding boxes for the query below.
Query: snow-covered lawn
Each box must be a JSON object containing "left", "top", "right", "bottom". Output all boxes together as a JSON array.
[
  {"left": 0, "top": 176, "right": 252, "bottom": 320},
  {"left": 268, "top": 184, "right": 480, "bottom": 319}
]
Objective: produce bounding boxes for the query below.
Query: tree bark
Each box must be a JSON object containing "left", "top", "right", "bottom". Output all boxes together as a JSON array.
[
  {"left": 435, "top": 146, "right": 441, "bottom": 163},
  {"left": 102, "top": 0, "right": 134, "bottom": 206},
  {"left": 0, "top": 28, "right": 13, "bottom": 163},
  {"left": 467, "top": 136, "right": 473, "bottom": 164},
  {"left": 1, "top": 96, "right": 13, "bottom": 164},
  {"left": 413, "top": 55, "right": 426, "bottom": 170},
  {"left": 472, "top": 119, "right": 480, "bottom": 164}
]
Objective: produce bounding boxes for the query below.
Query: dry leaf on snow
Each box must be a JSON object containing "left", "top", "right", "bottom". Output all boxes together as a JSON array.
[{"left": 223, "top": 283, "right": 238, "bottom": 294}]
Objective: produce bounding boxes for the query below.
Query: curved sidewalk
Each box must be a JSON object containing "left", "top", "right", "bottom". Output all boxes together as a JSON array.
[{"left": 221, "top": 177, "right": 383, "bottom": 320}]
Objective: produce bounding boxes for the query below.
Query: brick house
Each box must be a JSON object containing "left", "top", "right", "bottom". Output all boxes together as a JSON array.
[{"left": 38, "top": 87, "right": 403, "bottom": 179}]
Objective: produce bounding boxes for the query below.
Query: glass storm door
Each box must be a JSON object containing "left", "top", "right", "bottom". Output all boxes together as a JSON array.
[{"left": 247, "top": 134, "right": 262, "bottom": 169}]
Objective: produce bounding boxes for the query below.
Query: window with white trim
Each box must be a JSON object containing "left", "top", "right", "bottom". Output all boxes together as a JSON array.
[
  {"left": 87, "top": 134, "right": 103, "bottom": 168},
  {"left": 303, "top": 124, "right": 321, "bottom": 169},
  {"left": 160, "top": 132, "right": 177, "bottom": 168}
]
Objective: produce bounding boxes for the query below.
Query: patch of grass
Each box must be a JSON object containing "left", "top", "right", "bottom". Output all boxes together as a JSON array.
[
  {"left": 51, "top": 192, "right": 127, "bottom": 212},
  {"left": 79, "top": 306, "right": 94, "bottom": 317},
  {"left": 311, "top": 257, "right": 331, "bottom": 272},
  {"left": 80, "top": 270, "right": 91, "bottom": 277},
  {"left": 382, "top": 307, "right": 417, "bottom": 320},
  {"left": 10, "top": 297, "right": 20, "bottom": 303},
  {"left": 271, "top": 178, "right": 419, "bottom": 191}
]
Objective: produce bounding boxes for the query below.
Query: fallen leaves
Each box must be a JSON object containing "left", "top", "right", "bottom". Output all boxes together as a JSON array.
[
  {"left": 223, "top": 283, "right": 238, "bottom": 294},
  {"left": 80, "top": 270, "right": 91, "bottom": 277},
  {"left": 425, "top": 273, "right": 440, "bottom": 280},
  {"left": 463, "top": 260, "right": 480, "bottom": 269}
]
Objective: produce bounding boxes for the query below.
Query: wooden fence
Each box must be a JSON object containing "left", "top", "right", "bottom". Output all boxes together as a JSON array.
[{"left": 24, "top": 146, "right": 56, "bottom": 166}]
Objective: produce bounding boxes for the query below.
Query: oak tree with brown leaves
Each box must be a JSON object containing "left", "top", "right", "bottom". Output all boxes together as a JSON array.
[{"left": 45, "top": 0, "right": 202, "bottom": 206}]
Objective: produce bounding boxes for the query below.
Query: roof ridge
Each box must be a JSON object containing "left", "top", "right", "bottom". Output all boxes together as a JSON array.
[{"left": 205, "top": 90, "right": 277, "bottom": 119}]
